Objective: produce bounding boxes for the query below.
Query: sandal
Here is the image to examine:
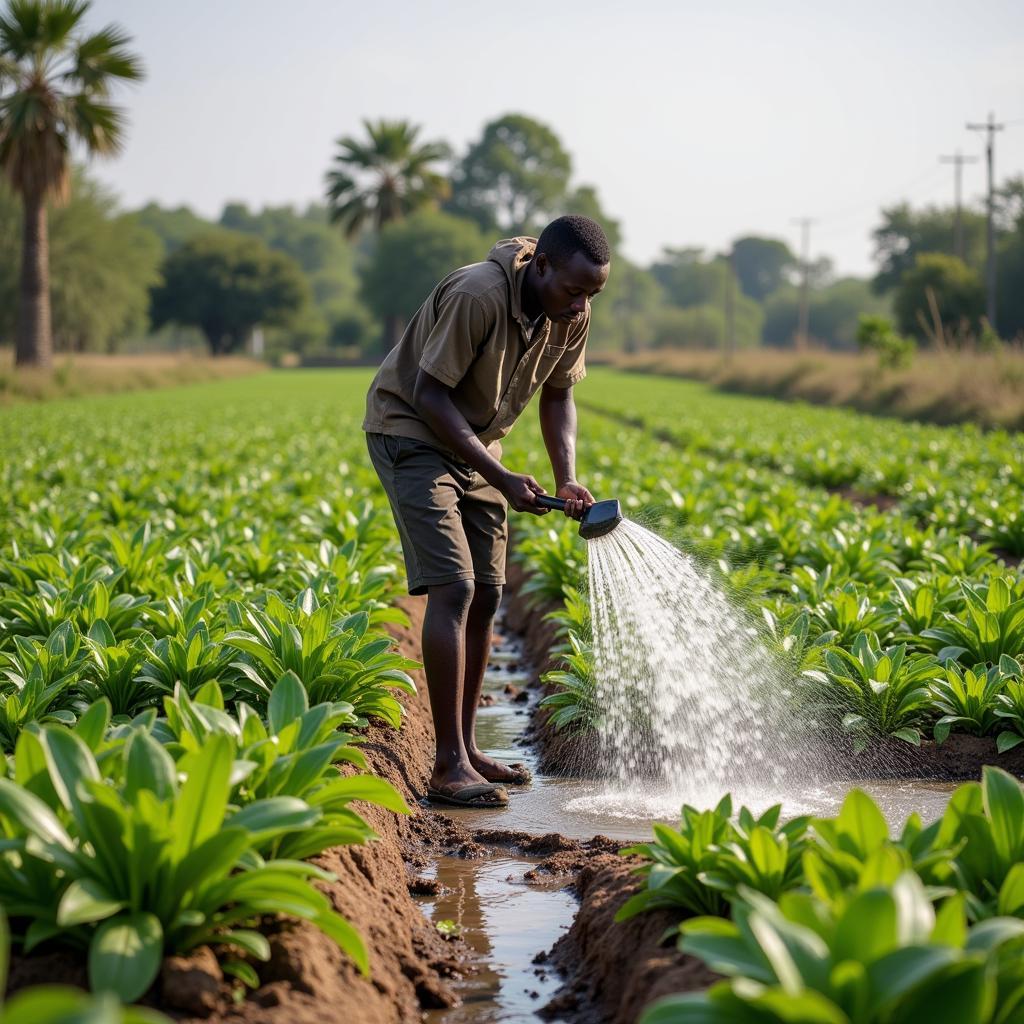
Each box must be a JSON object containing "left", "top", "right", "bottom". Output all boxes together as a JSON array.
[{"left": 426, "top": 782, "right": 510, "bottom": 808}]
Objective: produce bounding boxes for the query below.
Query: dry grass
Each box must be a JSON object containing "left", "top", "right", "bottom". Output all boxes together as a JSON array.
[
  {"left": 0, "top": 350, "right": 266, "bottom": 404},
  {"left": 594, "top": 348, "right": 1024, "bottom": 431}
]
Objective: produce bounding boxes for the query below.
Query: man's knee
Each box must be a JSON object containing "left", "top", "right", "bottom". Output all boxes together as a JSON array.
[
  {"left": 469, "top": 582, "right": 502, "bottom": 620},
  {"left": 427, "top": 579, "right": 476, "bottom": 618}
]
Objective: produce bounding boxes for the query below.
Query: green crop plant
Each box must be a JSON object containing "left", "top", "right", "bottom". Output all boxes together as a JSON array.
[
  {"left": 512, "top": 525, "right": 586, "bottom": 607},
  {"left": 0, "top": 727, "right": 368, "bottom": 1002},
  {"left": 809, "top": 586, "right": 896, "bottom": 649},
  {"left": 930, "top": 662, "right": 1009, "bottom": 742},
  {"left": 921, "top": 576, "right": 1024, "bottom": 666},
  {"left": 538, "top": 631, "right": 600, "bottom": 732},
  {"left": 158, "top": 673, "right": 410, "bottom": 860},
  {"left": 223, "top": 591, "right": 416, "bottom": 726},
  {"left": 617, "top": 798, "right": 809, "bottom": 923},
  {"left": 0, "top": 623, "right": 84, "bottom": 750},
  {"left": 642, "top": 874, "right": 1024, "bottom": 1024},
  {"left": 816, "top": 632, "right": 942, "bottom": 746},
  {"left": 135, "top": 621, "right": 236, "bottom": 699},
  {"left": 993, "top": 658, "right": 1024, "bottom": 752},
  {"left": 0, "top": 910, "right": 170, "bottom": 1024}
]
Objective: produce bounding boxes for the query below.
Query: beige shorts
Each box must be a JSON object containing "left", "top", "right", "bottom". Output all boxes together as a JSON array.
[{"left": 365, "top": 432, "right": 508, "bottom": 595}]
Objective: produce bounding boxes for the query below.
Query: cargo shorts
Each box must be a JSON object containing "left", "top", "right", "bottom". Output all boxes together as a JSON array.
[{"left": 366, "top": 432, "right": 508, "bottom": 596}]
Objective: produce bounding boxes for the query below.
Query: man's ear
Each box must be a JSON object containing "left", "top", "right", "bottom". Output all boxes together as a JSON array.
[{"left": 534, "top": 252, "right": 548, "bottom": 277}]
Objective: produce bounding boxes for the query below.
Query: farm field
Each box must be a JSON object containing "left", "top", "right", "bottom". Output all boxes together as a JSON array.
[{"left": 2, "top": 368, "right": 1024, "bottom": 1022}]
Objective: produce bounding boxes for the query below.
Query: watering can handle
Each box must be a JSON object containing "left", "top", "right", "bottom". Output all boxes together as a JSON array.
[{"left": 534, "top": 495, "right": 567, "bottom": 511}]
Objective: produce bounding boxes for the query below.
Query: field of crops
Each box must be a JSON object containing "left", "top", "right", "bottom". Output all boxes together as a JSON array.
[
  {"left": 506, "top": 370, "right": 1024, "bottom": 756},
  {"left": 0, "top": 372, "right": 416, "bottom": 1020},
  {"left": 3, "top": 367, "right": 1024, "bottom": 1022}
]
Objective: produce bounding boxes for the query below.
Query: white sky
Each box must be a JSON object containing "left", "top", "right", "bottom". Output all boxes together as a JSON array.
[{"left": 85, "top": 0, "right": 1024, "bottom": 276}]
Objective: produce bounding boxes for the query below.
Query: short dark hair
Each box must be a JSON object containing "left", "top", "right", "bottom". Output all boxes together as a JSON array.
[{"left": 535, "top": 215, "right": 611, "bottom": 268}]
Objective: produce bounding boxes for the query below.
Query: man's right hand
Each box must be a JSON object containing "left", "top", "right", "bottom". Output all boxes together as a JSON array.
[{"left": 498, "top": 471, "right": 550, "bottom": 514}]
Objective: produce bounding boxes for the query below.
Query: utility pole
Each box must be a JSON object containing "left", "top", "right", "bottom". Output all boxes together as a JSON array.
[
  {"left": 723, "top": 246, "right": 736, "bottom": 359},
  {"left": 966, "top": 112, "right": 1004, "bottom": 326},
  {"left": 939, "top": 150, "right": 978, "bottom": 261},
  {"left": 791, "top": 217, "right": 815, "bottom": 349}
]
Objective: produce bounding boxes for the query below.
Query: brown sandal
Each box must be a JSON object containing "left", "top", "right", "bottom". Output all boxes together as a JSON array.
[{"left": 426, "top": 782, "right": 509, "bottom": 808}]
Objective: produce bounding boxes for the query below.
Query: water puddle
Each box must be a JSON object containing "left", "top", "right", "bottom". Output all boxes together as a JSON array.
[{"left": 419, "top": 854, "right": 575, "bottom": 1023}]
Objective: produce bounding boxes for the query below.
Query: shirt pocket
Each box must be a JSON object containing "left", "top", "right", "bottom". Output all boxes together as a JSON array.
[{"left": 539, "top": 342, "right": 568, "bottom": 361}]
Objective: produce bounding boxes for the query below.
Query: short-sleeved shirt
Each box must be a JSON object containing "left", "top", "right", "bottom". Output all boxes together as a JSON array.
[{"left": 362, "top": 236, "right": 588, "bottom": 452}]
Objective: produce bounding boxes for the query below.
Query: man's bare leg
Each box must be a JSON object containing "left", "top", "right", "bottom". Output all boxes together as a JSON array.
[
  {"left": 422, "top": 579, "right": 494, "bottom": 793},
  {"left": 461, "top": 583, "right": 526, "bottom": 784}
]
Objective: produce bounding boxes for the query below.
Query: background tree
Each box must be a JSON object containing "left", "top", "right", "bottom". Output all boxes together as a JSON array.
[
  {"left": 762, "top": 278, "right": 890, "bottom": 349},
  {"left": 360, "top": 210, "right": 485, "bottom": 337},
  {"left": 447, "top": 113, "right": 572, "bottom": 235},
  {"left": 0, "top": 170, "right": 161, "bottom": 351},
  {"left": 150, "top": 232, "right": 308, "bottom": 355},
  {"left": 131, "top": 201, "right": 213, "bottom": 254},
  {"left": 325, "top": 118, "right": 449, "bottom": 349},
  {"left": 0, "top": 0, "right": 144, "bottom": 367},
  {"left": 872, "top": 202, "right": 986, "bottom": 293},
  {"left": 325, "top": 118, "right": 450, "bottom": 236},
  {"left": 730, "top": 235, "right": 797, "bottom": 301},
  {"left": 892, "top": 252, "right": 985, "bottom": 344}
]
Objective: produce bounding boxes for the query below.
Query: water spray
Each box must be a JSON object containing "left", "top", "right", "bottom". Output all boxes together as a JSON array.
[{"left": 534, "top": 495, "right": 623, "bottom": 540}]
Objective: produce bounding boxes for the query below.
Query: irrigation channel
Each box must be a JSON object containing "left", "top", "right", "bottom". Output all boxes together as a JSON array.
[{"left": 420, "top": 592, "right": 954, "bottom": 1023}]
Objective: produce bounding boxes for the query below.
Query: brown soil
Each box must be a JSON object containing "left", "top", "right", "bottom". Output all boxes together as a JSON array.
[{"left": 539, "top": 860, "right": 718, "bottom": 1024}]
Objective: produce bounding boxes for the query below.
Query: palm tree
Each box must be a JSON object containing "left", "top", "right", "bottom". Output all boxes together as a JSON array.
[
  {"left": 325, "top": 119, "right": 450, "bottom": 350},
  {"left": 0, "top": 0, "right": 143, "bottom": 368}
]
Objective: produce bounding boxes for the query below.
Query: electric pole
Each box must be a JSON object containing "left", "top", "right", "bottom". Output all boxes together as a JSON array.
[
  {"left": 791, "top": 217, "right": 815, "bottom": 349},
  {"left": 722, "top": 246, "right": 737, "bottom": 359},
  {"left": 966, "top": 112, "right": 1004, "bottom": 326},
  {"left": 939, "top": 150, "right": 978, "bottom": 261}
]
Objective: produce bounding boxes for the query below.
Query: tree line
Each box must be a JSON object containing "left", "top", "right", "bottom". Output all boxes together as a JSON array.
[{"left": 2, "top": 1, "right": 1022, "bottom": 367}]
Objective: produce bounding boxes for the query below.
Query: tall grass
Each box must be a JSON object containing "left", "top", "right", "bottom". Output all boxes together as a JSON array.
[
  {"left": 0, "top": 349, "right": 266, "bottom": 404},
  {"left": 597, "top": 347, "right": 1024, "bottom": 430}
]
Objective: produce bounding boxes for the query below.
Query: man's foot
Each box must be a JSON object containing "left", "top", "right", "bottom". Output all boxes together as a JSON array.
[
  {"left": 469, "top": 750, "right": 532, "bottom": 786},
  {"left": 426, "top": 781, "right": 509, "bottom": 808},
  {"left": 429, "top": 763, "right": 508, "bottom": 805}
]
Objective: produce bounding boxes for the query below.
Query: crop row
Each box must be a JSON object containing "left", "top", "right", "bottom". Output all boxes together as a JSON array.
[
  {"left": 629, "top": 769, "right": 1024, "bottom": 1022},
  {"left": 502, "top": 369, "right": 1024, "bottom": 755},
  {"left": 0, "top": 374, "right": 416, "bottom": 1015}
]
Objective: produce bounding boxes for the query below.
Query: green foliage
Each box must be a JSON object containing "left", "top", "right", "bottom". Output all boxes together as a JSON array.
[
  {"left": 645, "top": 875, "right": 1024, "bottom": 1024},
  {"left": 873, "top": 201, "right": 987, "bottom": 294},
  {"left": 360, "top": 209, "right": 487, "bottom": 325},
  {"left": 0, "top": 173, "right": 161, "bottom": 352},
  {"left": 0, "top": 726, "right": 368, "bottom": 1001},
  {"left": 617, "top": 797, "right": 810, "bottom": 923},
  {"left": 447, "top": 112, "right": 571, "bottom": 234},
  {"left": 763, "top": 278, "right": 891, "bottom": 350},
  {"left": 893, "top": 252, "right": 985, "bottom": 344},
  {"left": 730, "top": 236, "right": 797, "bottom": 302},
  {"left": 150, "top": 231, "right": 309, "bottom": 355},
  {"left": 856, "top": 314, "right": 915, "bottom": 369},
  {"left": 539, "top": 631, "right": 599, "bottom": 732},
  {"left": 325, "top": 117, "right": 450, "bottom": 238}
]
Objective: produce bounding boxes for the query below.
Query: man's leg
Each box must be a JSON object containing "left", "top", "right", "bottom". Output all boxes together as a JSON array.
[
  {"left": 460, "top": 582, "right": 523, "bottom": 782},
  {"left": 422, "top": 578, "right": 496, "bottom": 793}
]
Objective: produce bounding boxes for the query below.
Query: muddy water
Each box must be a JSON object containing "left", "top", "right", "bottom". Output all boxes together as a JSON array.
[{"left": 418, "top": 855, "right": 575, "bottom": 1023}]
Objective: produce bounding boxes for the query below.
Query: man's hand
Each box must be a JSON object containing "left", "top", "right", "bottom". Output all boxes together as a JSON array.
[
  {"left": 500, "top": 471, "right": 550, "bottom": 514},
  {"left": 556, "top": 480, "right": 595, "bottom": 521}
]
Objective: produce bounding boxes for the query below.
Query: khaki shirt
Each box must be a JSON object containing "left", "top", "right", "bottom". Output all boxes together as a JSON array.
[{"left": 362, "top": 237, "right": 588, "bottom": 452}]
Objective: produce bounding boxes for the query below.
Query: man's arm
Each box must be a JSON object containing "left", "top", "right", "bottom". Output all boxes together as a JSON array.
[
  {"left": 538, "top": 382, "right": 595, "bottom": 520},
  {"left": 412, "top": 369, "right": 548, "bottom": 514}
]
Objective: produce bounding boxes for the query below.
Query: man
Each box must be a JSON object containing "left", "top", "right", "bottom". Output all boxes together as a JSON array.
[{"left": 363, "top": 214, "right": 611, "bottom": 807}]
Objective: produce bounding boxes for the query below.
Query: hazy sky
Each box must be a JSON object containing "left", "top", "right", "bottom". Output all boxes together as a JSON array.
[{"left": 85, "top": 0, "right": 1024, "bottom": 276}]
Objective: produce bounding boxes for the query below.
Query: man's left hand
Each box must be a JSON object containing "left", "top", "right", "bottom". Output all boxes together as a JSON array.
[{"left": 556, "top": 480, "right": 595, "bottom": 521}]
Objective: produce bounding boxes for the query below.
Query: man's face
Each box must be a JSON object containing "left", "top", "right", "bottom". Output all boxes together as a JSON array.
[{"left": 533, "top": 251, "right": 610, "bottom": 325}]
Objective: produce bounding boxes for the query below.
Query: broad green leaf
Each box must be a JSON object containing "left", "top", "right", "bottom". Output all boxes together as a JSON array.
[
  {"left": 57, "top": 877, "right": 126, "bottom": 927},
  {"left": 89, "top": 912, "right": 163, "bottom": 1002}
]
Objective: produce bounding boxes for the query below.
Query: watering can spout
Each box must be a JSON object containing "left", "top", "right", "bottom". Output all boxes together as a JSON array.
[{"left": 534, "top": 495, "right": 623, "bottom": 540}]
